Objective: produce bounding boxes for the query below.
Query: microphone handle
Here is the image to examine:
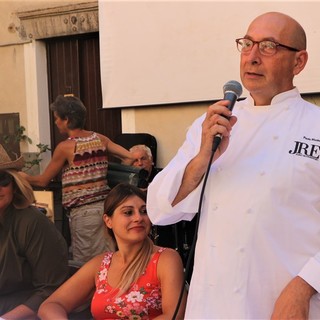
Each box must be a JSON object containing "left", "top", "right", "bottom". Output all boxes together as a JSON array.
[
  {"left": 223, "top": 91, "right": 238, "bottom": 113},
  {"left": 212, "top": 91, "right": 238, "bottom": 151}
]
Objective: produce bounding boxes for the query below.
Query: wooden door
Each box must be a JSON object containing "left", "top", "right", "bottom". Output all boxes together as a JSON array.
[
  {"left": 46, "top": 32, "right": 122, "bottom": 151},
  {"left": 45, "top": 33, "right": 122, "bottom": 238}
]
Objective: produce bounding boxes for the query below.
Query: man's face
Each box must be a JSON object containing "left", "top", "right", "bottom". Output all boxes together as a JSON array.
[
  {"left": 239, "top": 13, "right": 300, "bottom": 105},
  {"left": 131, "top": 150, "right": 153, "bottom": 174}
]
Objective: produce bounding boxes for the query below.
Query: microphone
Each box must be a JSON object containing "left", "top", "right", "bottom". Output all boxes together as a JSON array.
[
  {"left": 212, "top": 80, "right": 243, "bottom": 151},
  {"left": 223, "top": 80, "right": 243, "bottom": 112}
]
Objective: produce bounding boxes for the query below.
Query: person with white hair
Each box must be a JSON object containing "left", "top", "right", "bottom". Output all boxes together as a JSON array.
[{"left": 129, "top": 144, "right": 161, "bottom": 184}]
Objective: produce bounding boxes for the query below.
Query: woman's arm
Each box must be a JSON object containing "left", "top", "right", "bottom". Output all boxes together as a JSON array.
[
  {"left": 155, "top": 248, "right": 187, "bottom": 320},
  {"left": 38, "top": 255, "right": 102, "bottom": 320},
  {"left": 98, "top": 134, "right": 134, "bottom": 164},
  {"left": 19, "top": 141, "right": 70, "bottom": 187}
]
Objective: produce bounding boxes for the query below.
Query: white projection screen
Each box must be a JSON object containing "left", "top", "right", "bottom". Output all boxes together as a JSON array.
[{"left": 99, "top": 1, "right": 320, "bottom": 108}]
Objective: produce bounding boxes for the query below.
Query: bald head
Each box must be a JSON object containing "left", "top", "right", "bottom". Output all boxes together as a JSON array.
[
  {"left": 240, "top": 11, "right": 308, "bottom": 105},
  {"left": 248, "top": 12, "right": 306, "bottom": 50}
]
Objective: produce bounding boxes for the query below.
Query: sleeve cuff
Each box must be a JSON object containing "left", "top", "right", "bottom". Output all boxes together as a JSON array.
[{"left": 298, "top": 257, "right": 320, "bottom": 294}]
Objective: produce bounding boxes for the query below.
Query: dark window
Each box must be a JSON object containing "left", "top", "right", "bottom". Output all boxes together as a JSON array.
[{"left": 0, "top": 113, "right": 20, "bottom": 160}]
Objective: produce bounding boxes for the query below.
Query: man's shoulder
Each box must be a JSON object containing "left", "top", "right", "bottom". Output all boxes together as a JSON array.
[
  {"left": 299, "top": 98, "right": 320, "bottom": 122},
  {"left": 148, "top": 167, "right": 162, "bottom": 182}
]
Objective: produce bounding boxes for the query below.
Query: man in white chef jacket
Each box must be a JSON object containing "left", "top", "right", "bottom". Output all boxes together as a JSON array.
[{"left": 147, "top": 11, "right": 320, "bottom": 319}]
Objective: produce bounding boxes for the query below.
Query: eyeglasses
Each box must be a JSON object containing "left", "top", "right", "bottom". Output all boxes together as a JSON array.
[
  {"left": 235, "top": 38, "right": 300, "bottom": 56},
  {"left": 133, "top": 156, "right": 150, "bottom": 163},
  {"left": 0, "top": 172, "right": 13, "bottom": 187}
]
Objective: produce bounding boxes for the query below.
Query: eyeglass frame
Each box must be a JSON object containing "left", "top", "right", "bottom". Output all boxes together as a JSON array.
[{"left": 235, "top": 38, "right": 300, "bottom": 56}]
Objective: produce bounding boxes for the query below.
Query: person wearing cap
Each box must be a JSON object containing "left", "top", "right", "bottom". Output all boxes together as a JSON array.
[{"left": 0, "top": 144, "right": 68, "bottom": 319}]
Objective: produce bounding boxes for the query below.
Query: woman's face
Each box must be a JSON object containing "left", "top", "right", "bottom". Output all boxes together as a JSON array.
[
  {"left": 0, "top": 172, "right": 14, "bottom": 215},
  {"left": 53, "top": 111, "right": 68, "bottom": 134},
  {"left": 104, "top": 195, "right": 151, "bottom": 244}
]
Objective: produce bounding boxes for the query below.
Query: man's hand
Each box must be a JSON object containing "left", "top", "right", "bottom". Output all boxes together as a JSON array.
[{"left": 271, "top": 276, "right": 316, "bottom": 319}]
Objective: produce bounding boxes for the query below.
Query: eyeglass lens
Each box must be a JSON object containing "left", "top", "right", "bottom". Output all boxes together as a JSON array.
[{"left": 238, "top": 39, "right": 275, "bottom": 54}]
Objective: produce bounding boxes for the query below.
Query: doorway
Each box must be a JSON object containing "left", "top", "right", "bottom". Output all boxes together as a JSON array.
[
  {"left": 45, "top": 32, "right": 122, "bottom": 239},
  {"left": 46, "top": 32, "right": 122, "bottom": 151}
]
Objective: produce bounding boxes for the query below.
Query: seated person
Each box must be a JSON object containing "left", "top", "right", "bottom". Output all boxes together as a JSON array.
[
  {"left": 129, "top": 144, "right": 161, "bottom": 183},
  {"left": 38, "top": 183, "right": 187, "bottom": 320},
  {"left": 128, "top": 146, "right": 188, "bottom": 253},
  {"left": 0, "top": 144, "right": 68, "bottom": 319}
]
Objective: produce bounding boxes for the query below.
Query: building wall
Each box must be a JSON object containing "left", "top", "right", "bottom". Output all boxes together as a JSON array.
[
  {"left": 122, "top": 102, "right": 209, "bottom": 168},
  {"left": 124, "top": 93, "right": 320, "bottom": 168},
  {"left": 0, "top": 0, "right": 97, "bottom": 170},
  {"left": 1, "top": 1, "right": 319, "bottom": 170}
]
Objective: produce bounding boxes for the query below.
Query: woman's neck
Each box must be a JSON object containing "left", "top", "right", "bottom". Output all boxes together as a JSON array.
[
  {"left": 115, "top": 241, "right": 146, "bottom": 264},
  {"left": 67, "top": 129, "right": 90, "bottom": 138}
]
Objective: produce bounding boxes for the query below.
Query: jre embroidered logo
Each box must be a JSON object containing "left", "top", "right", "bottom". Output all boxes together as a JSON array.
[{"left": 289, "top": 140, "right": 320, "bottom": 161}]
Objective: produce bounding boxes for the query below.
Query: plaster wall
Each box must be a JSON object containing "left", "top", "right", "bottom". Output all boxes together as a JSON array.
[
  {"left": 0, "top": 0, "right": 96, "bottom": 170},
  {"left": 123, "top": 94, "right": 320, "bottom": 168},
  {"left": 122, "top": 102, "right": 209, "bottom": 168},
  {"left": 0, "top": 1, "right": 319, "bottom": 170}
]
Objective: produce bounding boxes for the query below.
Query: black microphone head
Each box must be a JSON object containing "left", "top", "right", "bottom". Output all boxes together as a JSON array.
[{"left": 223, "top": 80, "right": 243, "bottom": 98}]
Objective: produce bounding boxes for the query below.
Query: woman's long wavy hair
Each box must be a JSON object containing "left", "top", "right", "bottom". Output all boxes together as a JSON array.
[
  {"left": 5, "top": 169, "right": 35, "bottom": 209},
  {"left": 104, "top": 183, "right": 153, "bottom": 295}
]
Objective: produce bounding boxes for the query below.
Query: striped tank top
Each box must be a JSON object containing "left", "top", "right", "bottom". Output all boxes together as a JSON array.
[{"left": 62, "top": 132, "right": 110, "bottom": 208}]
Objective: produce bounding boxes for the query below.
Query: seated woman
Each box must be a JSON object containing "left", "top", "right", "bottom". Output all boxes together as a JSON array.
[
  {"left": 0, "top": 144, "right": 68, "bottom": 319},
  {"left": 38, "top": 183, "right": 187, "bottom": 319}
]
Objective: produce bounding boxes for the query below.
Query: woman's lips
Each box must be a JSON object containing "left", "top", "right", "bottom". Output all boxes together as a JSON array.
[{"left": 129, "top": 225, "right": 145, "bottom": 231}]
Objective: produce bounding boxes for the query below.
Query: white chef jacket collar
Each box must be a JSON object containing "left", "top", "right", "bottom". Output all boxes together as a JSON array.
[{"left": 246, "top": 87, "right": 299, "bottom": 107}]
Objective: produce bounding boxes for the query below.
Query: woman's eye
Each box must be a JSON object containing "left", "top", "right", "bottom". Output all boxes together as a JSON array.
[
  {"left": 140, "top": 208, "right": 148, "bottom": 215},
  {"left": 124, "top": 210, "right": 133, "bottom": 216}
]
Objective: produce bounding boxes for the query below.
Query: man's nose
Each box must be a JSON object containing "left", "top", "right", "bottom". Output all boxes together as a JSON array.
[{"left": 248, "top": 42, "right": 262, "bottom": 57}]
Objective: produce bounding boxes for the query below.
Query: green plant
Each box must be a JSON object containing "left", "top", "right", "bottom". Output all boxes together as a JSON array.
[
  {"left": 3, "top": 125, "right": 50, "bottom": 172},
  {"left": 23, "top": 142, "right": 51, "bottom": 171}
]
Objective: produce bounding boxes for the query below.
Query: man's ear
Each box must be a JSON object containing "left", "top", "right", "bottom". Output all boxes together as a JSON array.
[{"left": 293, "top": 50, "right": 308, "bottom": 76}]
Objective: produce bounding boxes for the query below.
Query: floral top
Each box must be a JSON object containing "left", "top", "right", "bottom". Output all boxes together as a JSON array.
[{"left": 91, "top": 248, "right": 165, "bottom": 320}]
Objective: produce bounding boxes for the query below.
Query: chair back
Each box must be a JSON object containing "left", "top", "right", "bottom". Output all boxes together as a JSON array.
[{"left": 114, "top": 133, "right": 158, "bottom": 167}]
